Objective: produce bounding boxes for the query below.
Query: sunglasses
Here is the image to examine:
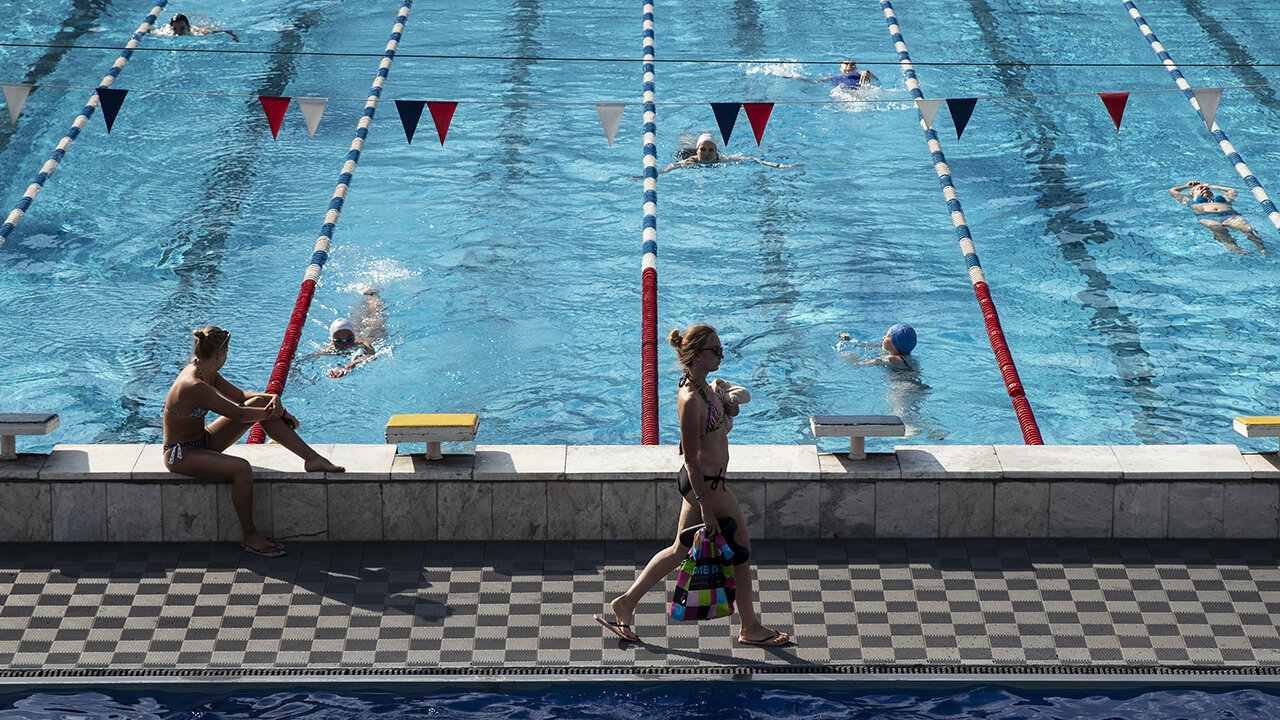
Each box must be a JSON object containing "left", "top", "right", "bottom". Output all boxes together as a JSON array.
[{"left": 702, "top": 344, "right": 724, "bottom": 358}]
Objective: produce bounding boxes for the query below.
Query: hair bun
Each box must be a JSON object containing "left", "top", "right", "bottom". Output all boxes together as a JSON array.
[{"left": 667, "top": 329, "right": 683, "bottom": 349}]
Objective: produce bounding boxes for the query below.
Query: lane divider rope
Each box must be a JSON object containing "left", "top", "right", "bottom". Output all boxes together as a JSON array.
[
  {"left": 1121, "top": 0, "right": 1280, "bottom": 232},
  {"left": 879, "top": 0, "right": 1044, "bottom": 445},
  {"left": 247, "top": 0, "right": 412, "bottom": 443},
  {"left": 640, "top": 0, "right": 659, "bottom": 445},
  {"left": 0, "top": 1, "right": 168, "bottom": 250}
]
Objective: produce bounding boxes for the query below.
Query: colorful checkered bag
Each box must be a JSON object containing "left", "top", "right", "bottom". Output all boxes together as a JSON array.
[{"left": 668, "top": 527, "right": 736, "bottom": 621}]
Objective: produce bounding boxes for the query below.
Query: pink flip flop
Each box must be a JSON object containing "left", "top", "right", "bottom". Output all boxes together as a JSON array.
[{"left": 594, "top": 614, "right": 640, "bottom": 642}]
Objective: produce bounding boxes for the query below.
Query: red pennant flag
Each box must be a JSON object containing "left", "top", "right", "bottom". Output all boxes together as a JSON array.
[
  {"left": 427, "top": 102, "right": 457, "bottom": 145},
  {"left": 743, "top": 103, "right": 773, "bottom": 146},
  {"left": 1098, "top": 92, "right": 1129, "bottom": 131},
  {"left": 259, "top": 96, "right": 291, "bottom": 140}
]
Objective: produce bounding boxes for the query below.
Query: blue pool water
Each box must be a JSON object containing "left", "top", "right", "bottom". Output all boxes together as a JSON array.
[
  {"left": 1, "top": 0, "right": 1279, "bottom": 450},
  {"left": 3, "top": 686, "right": 1280, "bottom": 719}
]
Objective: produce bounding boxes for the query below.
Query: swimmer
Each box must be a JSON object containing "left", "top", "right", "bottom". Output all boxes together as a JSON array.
[
  {"left": 298, "top": 288, "right": 386, "bottom": 378},
  {"left": 659, "top": 133, "right": 801, "bottom": 174},
  {"left": 843, "top": 323, "right": 916, "bottom": 366},
  {"left": 815, "top": 60, "right": 878, "bottom": 90},
  {"left": 158, "top": 13, "right": 240, "bottom": 41},
  {"left": 1169, "top": 180, "right": 1266, "bottom": 254}
]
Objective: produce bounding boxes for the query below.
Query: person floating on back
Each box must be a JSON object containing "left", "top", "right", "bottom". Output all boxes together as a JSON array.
[
  {"left": 659, "top": 133, "right": 801, "bottom": 174},
  {"left": 158, "top": 13, "right": 239, "bottom": 41},
  {"left": 821, "top": 60, "right": 878, "bottom": 91},
  {"left": 841, "top": 323, "right": 916, "bottom": 366},
  {"left": 1169, "top": 180, "right": 1266, "bottom": 254}
]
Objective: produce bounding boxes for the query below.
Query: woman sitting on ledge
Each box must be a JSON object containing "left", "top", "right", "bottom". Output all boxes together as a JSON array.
[{"left": 163, "top": 326, "right": 343, "bottom": 557}]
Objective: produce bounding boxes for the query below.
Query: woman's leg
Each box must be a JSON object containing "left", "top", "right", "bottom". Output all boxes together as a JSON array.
[
  {"left": 1225, "top": 216, "right": 1267, "bottom": 252},
  {"left": 1200, "top": 218, "right": 1249, "bottom": 254},
  {"left": 166, "top": 447, "right": 276, "bottom": 552},
  {"left": 609, "top": 498, "right": 702, "bottom": 628},
  {"left": 721, "top": 487, "right": 790, "bottom": 644},
  {"left": 205, "top": 397, "right": 343, "bottom": 472}
]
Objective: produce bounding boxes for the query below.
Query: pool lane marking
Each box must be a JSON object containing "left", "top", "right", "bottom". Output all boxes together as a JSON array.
[
  {"left": 247, "top": 0, "right": 413, "bottom": 444},
  {"left": 640, "top": 0, "right": 659, "bottom": 445},
  {"left": 1121, "top": 0, "right": 1280, "bottom": 233},
  {"left": 879, "top": 0, "right": 1044, "bottom": 446},
  {"left": 0, "top": 1, "right": 168, "bottom": 250}
]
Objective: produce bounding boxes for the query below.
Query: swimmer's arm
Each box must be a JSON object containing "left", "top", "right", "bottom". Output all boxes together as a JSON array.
[
  {"left": 658, "top": 161, "right": 686, "bottom": 174},
  {"left": 1211, "top": 186, "right": 1239, "bottom": 201},
  {"left": 330, "top": 343, "right": 379, "bottom": 378},
  {"left": 1169, "top": 185, "right": 1192, "bottom": 203},
  {"left": 194, "top": 381, "right": 278, "bottom": 422},
  {"left": 861, "top": 69, "right": 879, "bottom": 85}
]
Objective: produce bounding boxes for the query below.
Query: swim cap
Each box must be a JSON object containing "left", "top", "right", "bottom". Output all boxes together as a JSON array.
[
  {"left": 329, "top": 318, "right": 354, "bottom": 339},
  {"left": 888, "top": 323, "right": 916, "bottom": 354},
  {"left": 696, "top": 132, "right": 716, "bottom": 148}
]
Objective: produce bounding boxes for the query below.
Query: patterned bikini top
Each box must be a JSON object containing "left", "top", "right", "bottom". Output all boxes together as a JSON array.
[{"left": 680, "top": 373, "right": 725, "bottom": 435}]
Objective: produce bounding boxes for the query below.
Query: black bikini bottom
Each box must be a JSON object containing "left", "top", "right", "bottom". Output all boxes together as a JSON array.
[
  {"left": 163, "top": 432, "right": 210, "bottom": 464},
  {"left": 676, "top": 466, "right": 726, "bottom": 498}
]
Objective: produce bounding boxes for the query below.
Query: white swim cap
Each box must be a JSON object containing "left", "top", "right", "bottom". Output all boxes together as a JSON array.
[
  {"left": 696, "top": 132, "right": 716, "bottom": 148},
  {"left": 329, "top": 318, "right": 354, "bottom": 338}
]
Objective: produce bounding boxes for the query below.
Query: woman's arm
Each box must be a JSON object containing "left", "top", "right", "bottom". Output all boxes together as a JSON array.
[
  {"left": 1211, "top": 185, "right": 1239, "bottom": 201},
  {"left": 1169, "top": 184, "right": 1192, "bottom": 203},
  {"left": 195, "top": 382, "right": 279, "bottom": 423},
  {"left": 658, "top": 161, "right": 686, "bottom": 175}
]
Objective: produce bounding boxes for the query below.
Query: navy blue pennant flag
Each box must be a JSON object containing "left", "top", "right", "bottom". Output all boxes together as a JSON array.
[
  {"left": 711, "top": 102, "right": 740, "bottom": 146},
  {"left": 395, "top": 99, "right": 426, "bottom": 144},
  {"left": 947, "top": 97, "right": 977, "bottom": 140},
  {"left": 95, "top": 88, "right": 127, "bottom": 133}
]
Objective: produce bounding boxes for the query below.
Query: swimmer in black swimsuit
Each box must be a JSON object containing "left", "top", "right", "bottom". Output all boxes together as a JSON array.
[
  {"left": 659, "top": 133, "right": 801, "bottom": 174},
  {"left": 595, "top": 324, "right": 791, "bottom": 648},
  {"left": 163, "top": 326, "right": 343, "bottom": 557}
]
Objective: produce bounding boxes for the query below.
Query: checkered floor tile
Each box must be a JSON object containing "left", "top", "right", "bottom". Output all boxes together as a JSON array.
[{"left": 2, "top": 539, "right": 1279, "bottom": 671}]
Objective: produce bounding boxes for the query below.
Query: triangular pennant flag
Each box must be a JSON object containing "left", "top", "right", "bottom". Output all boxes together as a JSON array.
[
  {"left": 946, "top": 97, "right": 977, "bottom": 140},
  {"left": 259, "top": 96, "right": 290, "bottom": 140},
  {"left": 395, "top": 100, "right": 426, "bottom": 144},
  {"left": 296, "top": 97, "right": 327, "bottom": 138},
  {"left": 428, "top": 102, "right": 457, "bottom": 145},
  {"left": 95, "top": 88, "right": 127, "bottom": 133},
  {"left": 742, "top": 102, "right": 773, "bottom": 146},
  {"left": 915, "top": 98, "right": 942, "bottom": 129},
  {"left": 711, "top": 102, "right": 740, "bottom": 146},
  {"left": 1192, "top": 87, "right": 1222, "bottom": 131},
  {"left": 596, "top": 103, "right": 624, "bottom": 146},
  {"left": 2, "top": 83, "right": 31, "bottom": 125},
  {"left": 1098, "top": 92, "right": 1129, "bottom": 131}
]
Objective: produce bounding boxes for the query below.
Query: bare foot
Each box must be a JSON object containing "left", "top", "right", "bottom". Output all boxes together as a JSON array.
[
  {"left": 610, "top": 596, "right": 636, "bottom": 630},
  {"left": 241, "top": 532, "right": 284, "bottom": 557},
  {"left": 305, "top": 457, "right": 345, "bottom": 473}
]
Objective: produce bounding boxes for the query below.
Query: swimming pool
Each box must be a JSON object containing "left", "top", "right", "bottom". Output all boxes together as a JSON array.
[
  {"left": 3, "top": 685, "right": 1280, "bottom": 719},
  {"left": 1, "top": 0, "right": 1278, "bottom": 450}
]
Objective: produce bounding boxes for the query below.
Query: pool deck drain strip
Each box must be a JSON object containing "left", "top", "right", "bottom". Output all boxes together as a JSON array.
[
  {"left": 877, "top": 0, "right": 1042, "bottom": 445},
  {"left": 1120, "top": 0, "right": 1280, "bottom": 233},
  {"left": 0, "top": 1, "right": 168, "bottom": 251},
  {"left": 247, "top": 0, "right": 412, "bottom": 443}
]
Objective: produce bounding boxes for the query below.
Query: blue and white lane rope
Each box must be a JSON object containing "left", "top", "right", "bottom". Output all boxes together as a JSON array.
[
  {"left": 248, "top": 0, "right": 412, "bottom": 444},
  {"left": 880, "top": 0, "right": 1043, "bottom": 445},
  {"left": 639, "top": 0, "right": 659, "bottom": 445},
  {"left": 0, "top": 2, "right": 168, "bottom": 250},
  {"left": 1121, "top": 0, "right": 1280, "bottom": 232}
]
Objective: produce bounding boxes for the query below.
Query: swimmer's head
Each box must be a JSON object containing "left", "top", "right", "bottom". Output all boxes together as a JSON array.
[
  {"left": 191, "top": 325, "right": 230, "bottom": 360},
  {"left": 329, "top": 318, "right": 356, "bottom": 345},
  {"left": 1195, "top": 183, "right": 1214, "bottom": 198},
  {"left": 170, "top": 13, "right": 191, "bottom": 35},
  {"left": 695, "top": 132, "right": 718, "bottom": 161},
  {"left": 840, "top": 60, "right": 858, "bottom": 74},
  {"left": 883, "top": 323, "right": 916, "bottom": 355}
]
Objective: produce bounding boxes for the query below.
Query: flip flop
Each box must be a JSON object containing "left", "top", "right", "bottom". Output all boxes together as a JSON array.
[
  {"left": 593, "top": 614, "right": 640, "bottom": 642},
  {"left": 241, "top": 540, "right": 286, "bottom": 558},
  {"left": 737, "top": 629, "right": 792, "bottom": 647}
]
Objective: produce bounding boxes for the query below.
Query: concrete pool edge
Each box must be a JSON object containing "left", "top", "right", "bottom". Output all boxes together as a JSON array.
[{"left": 3, "top": 443, "right": 1280, "bottom": 540}]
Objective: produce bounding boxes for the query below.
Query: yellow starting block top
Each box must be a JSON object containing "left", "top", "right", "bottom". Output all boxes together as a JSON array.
[
  {"left": 1233, "top": 416, "right": 1280, "bottom": 438},
  {"left": 387, "top": 413, "right": 478, "bottom": 430}
]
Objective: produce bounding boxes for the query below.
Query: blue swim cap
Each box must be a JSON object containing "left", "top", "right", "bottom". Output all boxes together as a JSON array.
[{"left": 888, "top": 323, "right": 916, "bottom": 354}]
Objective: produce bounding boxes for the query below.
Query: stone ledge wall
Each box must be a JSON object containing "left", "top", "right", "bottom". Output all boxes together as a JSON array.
[{"left": 1, "top": 443, "right": 1278, "bottom": 541}]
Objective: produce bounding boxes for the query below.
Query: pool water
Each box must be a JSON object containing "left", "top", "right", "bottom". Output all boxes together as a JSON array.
[
  {"left": 3, "top": 685, "right": 1280, "bottom": 719},
  {"left": 1, "top": 0, "right": 1279, "bottom": 450}
]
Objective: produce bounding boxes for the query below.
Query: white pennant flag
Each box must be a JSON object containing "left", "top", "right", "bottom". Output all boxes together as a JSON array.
[
  {"left": 297, "top": 97, "right": 328, "bottom": 138},
  {"left": 915, "top": 98, "right": 942, "bottom": 129},
  {"left": 596, "top": 103, "right": 624, "bottom": 146},
  {"left": 1192, "top": 87, "right": 1222, "bottom": 131},
  {"left": 2, "top": 83, "right": 32, "bottom": 125}
]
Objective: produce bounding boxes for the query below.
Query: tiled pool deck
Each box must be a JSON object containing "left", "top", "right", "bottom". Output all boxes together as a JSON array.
[{"left": 3, "top": 538, "right": 1279, "bottom": 680}]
